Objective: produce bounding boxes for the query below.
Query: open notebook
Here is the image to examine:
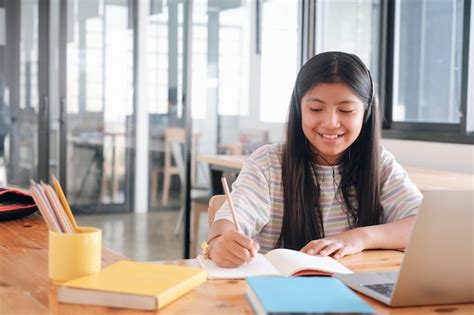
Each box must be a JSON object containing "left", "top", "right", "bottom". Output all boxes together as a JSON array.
[{"left": 197, "top": 248, "right": 352, "bottom": 279}]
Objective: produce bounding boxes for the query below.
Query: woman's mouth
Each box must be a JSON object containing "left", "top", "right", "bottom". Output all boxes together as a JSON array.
[{"left": 317, "top": 132, "right": 344, "bottom": 139}]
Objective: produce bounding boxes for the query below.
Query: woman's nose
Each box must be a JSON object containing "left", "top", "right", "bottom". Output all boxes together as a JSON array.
[{"left": 322, "top": 111, "right": 341, "bottom": 128}]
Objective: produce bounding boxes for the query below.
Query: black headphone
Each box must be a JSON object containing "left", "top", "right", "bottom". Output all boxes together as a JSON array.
[{"left": 364, "top": 69, "right": 375, "bottom": 124}]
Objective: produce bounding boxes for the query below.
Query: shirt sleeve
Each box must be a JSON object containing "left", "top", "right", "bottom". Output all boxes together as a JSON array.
[
  {"left": 380, "top": 148, "right": 423, "bottom": 223},
  {"left": 213, "top": 147, "right": 272, "bottom": 237}
]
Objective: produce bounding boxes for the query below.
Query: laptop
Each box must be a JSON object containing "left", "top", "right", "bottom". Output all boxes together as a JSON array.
[{"left": 334, "top": 190, "right": 474, "bottom": 307}]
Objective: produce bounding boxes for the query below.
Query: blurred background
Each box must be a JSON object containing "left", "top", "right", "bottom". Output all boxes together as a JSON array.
[{"left": 0, "top": 0, "right": 472, "bottom": 260}]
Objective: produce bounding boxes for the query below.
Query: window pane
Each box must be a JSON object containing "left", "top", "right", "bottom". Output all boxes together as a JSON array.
[
  {"left": 393, "top": 0, "right": 464, "bottom": 123},
  {"left": 315, "top": 0, "right": 381, "bottom": 76},
  {"left": 259, "top": 0, "right": 299, "bottom": 123},
  {"left": 218, "top": 6, "right": 249, "bottom": 116},
  {"left": 147, "top": 4, "right": 170, "bottom": 114}
]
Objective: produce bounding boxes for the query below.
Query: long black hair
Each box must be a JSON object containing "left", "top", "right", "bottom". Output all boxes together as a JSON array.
[{"left": 277, "top": 51, "right": 383, "bottom": 250}]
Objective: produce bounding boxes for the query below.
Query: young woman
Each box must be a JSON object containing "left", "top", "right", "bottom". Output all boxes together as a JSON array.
[{"left": 207, "top": 51, "right": 422, "bottom": 268}]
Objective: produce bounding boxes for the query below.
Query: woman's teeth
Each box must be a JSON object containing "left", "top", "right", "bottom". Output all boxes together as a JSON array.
[{"left": 320, "top": 133, "right": 342, "bottom": 139}]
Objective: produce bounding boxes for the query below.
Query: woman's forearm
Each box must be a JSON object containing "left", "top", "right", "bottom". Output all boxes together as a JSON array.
[{"left": 360, "top": 215, "right": 417, "bottom": 250}]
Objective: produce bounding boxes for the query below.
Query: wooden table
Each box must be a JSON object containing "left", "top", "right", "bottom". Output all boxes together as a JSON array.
[
  {"left": 196, "top": 154, "right": 246, "bottom": 170},
  {"left": 403, "top": 166, "right": 473, "bottom": 191},
  {"left": 196, "top": 155, "right": 247, "bottom": 194},
  {"left": 1, "top": 214, "right": 473, "bottom": 314},
  {"left": 196, "top": 154, "right": 474, "bottom": 192}
]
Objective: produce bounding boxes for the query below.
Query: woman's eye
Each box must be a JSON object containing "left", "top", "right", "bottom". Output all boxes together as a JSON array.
[
  {"left": 340, "top": 109, "right": 355, "bottom": 114},
  {"left": 310, "top": 108, "right": 322, "bottom": 112}
]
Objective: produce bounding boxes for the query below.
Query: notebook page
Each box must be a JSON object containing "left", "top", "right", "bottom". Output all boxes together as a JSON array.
[
  {"left": 197, "top": 254, "right": 280, "bottom": 279},
  {"left": 265, "top": 248, "right": 352, "bottom": 276}
]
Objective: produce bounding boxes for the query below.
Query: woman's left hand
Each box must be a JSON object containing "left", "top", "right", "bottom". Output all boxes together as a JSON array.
[{"left": 300, "top": 228, "right": 368, "bottom": 259}]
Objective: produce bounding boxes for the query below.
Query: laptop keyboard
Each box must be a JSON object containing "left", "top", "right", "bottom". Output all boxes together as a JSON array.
[{"left": 362, "top": 283, "right": 395, "bottom": 298}]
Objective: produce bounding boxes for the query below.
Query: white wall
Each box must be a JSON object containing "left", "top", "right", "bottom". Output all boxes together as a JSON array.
[{"left": 381, "top": 139, "right": 473, "bottom": 173}]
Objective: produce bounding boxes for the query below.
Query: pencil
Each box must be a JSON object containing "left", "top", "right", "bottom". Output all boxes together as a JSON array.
[
  {"left": 42, "top": 182, "right": 75, "bottom": 234},
  {"left": 51, "top": 174, "right": 78, "bottom": 232},
  {"left": 30, "top": 180, "right": 62, "bottom": 232},
  {"left": 221, "top": 177, "right": 241, "bottom": 233},
  {"left": 34, "top": 181, "right": 63, "bottom": 232}
]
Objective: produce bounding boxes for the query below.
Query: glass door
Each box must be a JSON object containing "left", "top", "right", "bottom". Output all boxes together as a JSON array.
[
  {"left": 0, "top": 0, "right": 45, "bottom": 188},
  {"left": 145, "top": 0, "right": 189, "bottom": 258},
  {"left": 62, "top": 0, "right": 134, "bottom": 212},
  {"left": 189, "top": 0, "right": 300, "bottom": 255},
  {"left": 147, "top": 0, "right": 187, "bottom": 209}
]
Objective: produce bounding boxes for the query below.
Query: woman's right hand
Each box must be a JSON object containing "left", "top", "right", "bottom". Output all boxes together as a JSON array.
[{"left": 208, "top": 229, "right": 260, "bottom": 268}]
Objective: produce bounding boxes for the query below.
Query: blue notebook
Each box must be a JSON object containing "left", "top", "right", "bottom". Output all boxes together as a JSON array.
[{"left": 246, "top": 276, "right": 374, "bottom": 314}]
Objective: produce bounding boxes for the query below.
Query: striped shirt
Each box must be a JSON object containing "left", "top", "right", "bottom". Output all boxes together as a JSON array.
[{"left": 214, "top": 143, "right": 422, "bottom": 253}]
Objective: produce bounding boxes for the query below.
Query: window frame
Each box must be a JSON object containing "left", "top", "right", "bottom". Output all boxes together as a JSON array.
[{"left": 380, "top": 0, "right": 474, "bottom": 145}]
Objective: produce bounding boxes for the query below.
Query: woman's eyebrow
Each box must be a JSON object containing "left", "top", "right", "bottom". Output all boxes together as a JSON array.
[
  {"left": 335, "top": 100, "right": 358, "bottom": 105},
  {"left": 304, "top": 97, "right": 325, "bottom": 103},
  {"left": 304, "top": 98, "right": 358, "bottom": 105}
]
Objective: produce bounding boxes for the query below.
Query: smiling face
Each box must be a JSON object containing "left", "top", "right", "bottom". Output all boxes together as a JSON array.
[{"left": 301, "top": 82, "right": 365, "bottom": 165}]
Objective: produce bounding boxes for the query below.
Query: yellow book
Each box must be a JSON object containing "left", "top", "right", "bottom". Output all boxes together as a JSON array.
[{"left": 57, "top": 260, "right": 207, "bottom": 311}]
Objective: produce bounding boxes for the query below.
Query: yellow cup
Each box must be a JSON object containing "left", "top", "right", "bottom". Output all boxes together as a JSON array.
[{"left": 48, "top": 227, "right": 102, "bottom": 283}]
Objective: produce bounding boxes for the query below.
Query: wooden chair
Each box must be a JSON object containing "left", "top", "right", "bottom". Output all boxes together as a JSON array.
[
  {"left": 217, "top": 129, "right": 269, "bottom": 155},
  {"left": 161, "top": 128, "right": 186, "bottom": 206},
  {"left": 151, "top": 128, "right": 200, "bottom": 207},
  {"left": 191, "top": 194, "right": 226, "bottom": 257}
]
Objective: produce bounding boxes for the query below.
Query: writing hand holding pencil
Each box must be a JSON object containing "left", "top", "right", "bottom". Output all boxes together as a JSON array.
[{"left": 205, "top": 177, "right": 259, "bottom": 268}]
